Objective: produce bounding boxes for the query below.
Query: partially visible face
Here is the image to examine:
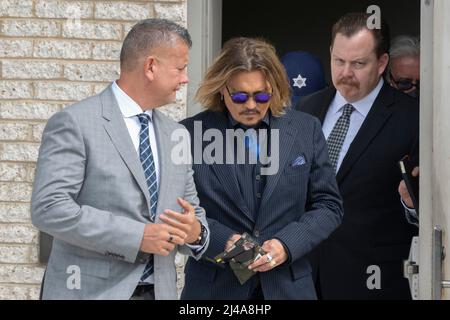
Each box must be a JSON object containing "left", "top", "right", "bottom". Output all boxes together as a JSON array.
[
  {"left": 151, "top": 39, "right": 189, "bottom": 106},
  {"left": 222, "top": 70, "right": 272, "bottom": 127},
  {"left": 331, "top": 29, "right": 389, "bottom": 103},
  {"left": 389, "top": 56, "right": 420, "bottom": 94}
]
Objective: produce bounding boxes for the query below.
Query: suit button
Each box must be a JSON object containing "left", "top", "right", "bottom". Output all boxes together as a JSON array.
[
  {"left": 254, "top": 231, "right": 260, "bottom": 238},
  {"left": 256, "top": 175, "right": 261, "bottom": 181},
  {"left": 256, "top": 193, "right": 262, "bottom": 199}
]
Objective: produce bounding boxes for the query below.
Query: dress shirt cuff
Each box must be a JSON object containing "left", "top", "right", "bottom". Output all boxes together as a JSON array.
[
  {"left": 186, "top": 228, "right": 209, "bottom": 256},
  {"left": 401, "top": 198, "right": 419, "bottom": 227}
]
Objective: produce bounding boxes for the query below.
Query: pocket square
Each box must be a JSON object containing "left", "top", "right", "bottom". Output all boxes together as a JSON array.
[{"left": 291, "top": 155, "right": 306, "bottom": 167}]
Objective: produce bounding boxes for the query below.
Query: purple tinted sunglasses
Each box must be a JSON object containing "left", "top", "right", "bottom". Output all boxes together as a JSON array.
[{"left": 226, "top": 86, "right": 272, "bottom": 104}]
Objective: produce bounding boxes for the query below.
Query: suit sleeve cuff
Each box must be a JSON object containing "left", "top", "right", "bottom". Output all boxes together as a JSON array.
[
  {"left": 187, "top": 228, "right": 209, "bottom": 256},
  {"left": 274, "top": 237, "right": 292, "bottom": 265}
]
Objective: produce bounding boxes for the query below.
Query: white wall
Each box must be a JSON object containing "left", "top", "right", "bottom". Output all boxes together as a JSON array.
[
  {"left": 186, "top": 0, "right": 222, "bottom": 117},
  {"left": 419, "top": 0, "right": 450, "bottom": 300}
]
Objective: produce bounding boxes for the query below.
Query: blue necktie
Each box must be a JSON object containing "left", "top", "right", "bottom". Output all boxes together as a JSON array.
[
  {"left": 244, "top": 130, "right": 259, "bottom": 160},
  {"left": 137, "top": 113, "right": 158, "bottom": 281}
]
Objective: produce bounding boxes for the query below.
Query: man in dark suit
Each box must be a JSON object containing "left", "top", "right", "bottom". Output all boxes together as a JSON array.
[
  {"left": 296, "top": 13, "right": 419, "bottom": 299},
  {"left": 180, "top": 37, "right": 343, "bottom": 300}
]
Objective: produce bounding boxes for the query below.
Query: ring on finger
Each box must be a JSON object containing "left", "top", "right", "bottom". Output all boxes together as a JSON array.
[
  {"left": 266, "top": 253, "right": 273, "bottom": 263},
  {"left": 270, "top": 260, "right": 276, "bottom": 267}
]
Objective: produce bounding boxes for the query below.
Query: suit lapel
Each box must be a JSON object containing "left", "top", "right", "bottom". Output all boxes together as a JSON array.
[
  {"left": 336, "top": 83, "right": 396, "bottom": 183},
  {"left": 152, "top": 110, "right": 173, "bottom": 221},
  {"left": 204, "top": 112, "right": 254, "bottom": 222},
  {"left": 100, "top": 86, "right": 151, "bottom": 216},
  {"left": 259, "top": 113, "right": 297, "bottom": 210},
  {"left": 314, "top": 87, "right": 337, "bottom": 124}
]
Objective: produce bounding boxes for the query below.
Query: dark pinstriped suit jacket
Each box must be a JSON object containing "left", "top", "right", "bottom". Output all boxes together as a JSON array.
[{"left": 180, "top": 109, "right": 343, "bottom": 300}]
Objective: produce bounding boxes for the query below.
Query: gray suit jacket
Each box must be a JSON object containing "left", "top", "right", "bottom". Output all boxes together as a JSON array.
[{"left": 31, "top": 84, "right": 209, "bottom": 300}]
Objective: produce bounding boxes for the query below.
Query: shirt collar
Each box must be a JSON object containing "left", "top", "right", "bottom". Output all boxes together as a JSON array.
[
  {"left": 228, "top": 110, "right": 271, "bottom": 129},
  {"left": 112, "top": 81, "right": 153, "bottom": 120},
  {"left": 332, "top": 78, "right": 384, "bottom": 117}
]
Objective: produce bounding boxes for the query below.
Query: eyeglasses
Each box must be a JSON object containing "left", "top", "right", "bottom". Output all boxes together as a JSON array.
[
  {"left": 226, "top": 86, "right": 272, "bottom": 104},
  {"left": 390, "top": 72, "right": 420, "bottom": 91}
]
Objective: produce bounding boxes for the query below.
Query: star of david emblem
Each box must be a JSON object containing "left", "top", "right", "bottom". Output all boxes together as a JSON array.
[{"left": 293, "top": 74, "right": 307, "bottom": 90}]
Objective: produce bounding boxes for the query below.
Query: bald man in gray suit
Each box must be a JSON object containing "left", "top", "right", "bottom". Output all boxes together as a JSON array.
[{"left": 31, "top": 19, "right": 209, "bottom": 300}]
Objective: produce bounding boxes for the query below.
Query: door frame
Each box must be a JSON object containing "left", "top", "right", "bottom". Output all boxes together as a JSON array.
[
  {"left": 419, "top": 0, "right": 434, "bottom": 300},
  {"left": 186, "top": 0, "right": 223, "bottom": 117}
]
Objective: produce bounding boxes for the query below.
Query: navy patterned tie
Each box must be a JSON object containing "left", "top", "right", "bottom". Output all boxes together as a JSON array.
[
  {"left": 137, "top": 113, "right": 158, "bottom": 281},
  {"left": 326, "top": 104, "right": 354, "bottom": 173}
]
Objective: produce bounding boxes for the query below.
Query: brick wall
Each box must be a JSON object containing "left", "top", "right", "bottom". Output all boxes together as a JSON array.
[{"left": 0, "top": 0, "right": 187, "bottom": 300}]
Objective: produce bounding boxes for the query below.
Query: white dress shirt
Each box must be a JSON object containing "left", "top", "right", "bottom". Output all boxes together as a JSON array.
[
  {"left": 111, "top": 81, "right": 160, "bottom": 186},
  {"left": 322, "top": 78, "right": 384, "bottom": 171}
]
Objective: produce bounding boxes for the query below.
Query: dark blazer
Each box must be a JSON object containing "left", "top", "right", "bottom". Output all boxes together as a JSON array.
[
  {"left": 296, "top": 83, "right": 419, "bottom": 299},
  {"left": 180, "top": 108, "right": 343, "bottom": 300}
]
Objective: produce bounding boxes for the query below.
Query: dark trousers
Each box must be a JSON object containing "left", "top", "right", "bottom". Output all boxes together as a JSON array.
[
  {"left": 248, "top": 275, "right": 265, "bottom": 300},
  {"left": 130, "top": 284, "right": 155, "bottom": 300},
  {"left": 40, "top": 271, "right": 155, "bottom": 300}
]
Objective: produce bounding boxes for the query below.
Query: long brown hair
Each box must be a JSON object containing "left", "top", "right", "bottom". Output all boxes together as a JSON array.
[{"left": 196, "top": 37, "right": 291, "bottom": 117}]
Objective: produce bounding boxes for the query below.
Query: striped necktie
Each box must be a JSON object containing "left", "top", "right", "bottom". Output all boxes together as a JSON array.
[
  {"left": 137, "top": 113, "right": 158, "bottom": 281},
  {"left": 137, "top": 113, "right": 158, "bottom": 221}
]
